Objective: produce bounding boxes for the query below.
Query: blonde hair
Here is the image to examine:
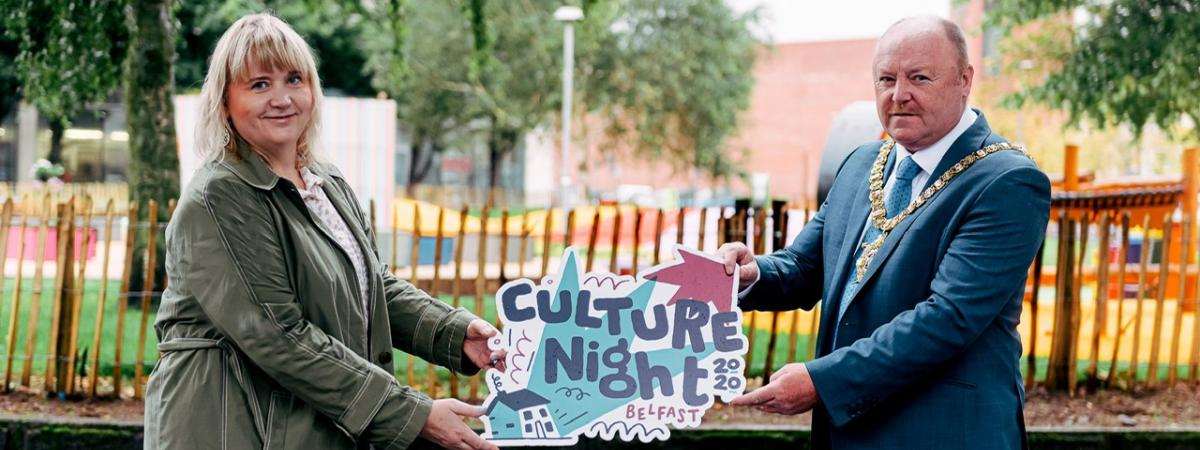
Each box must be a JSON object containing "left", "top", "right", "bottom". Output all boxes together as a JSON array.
[{"left": 195, "top": 13, "right": 324, "bottom": 167}]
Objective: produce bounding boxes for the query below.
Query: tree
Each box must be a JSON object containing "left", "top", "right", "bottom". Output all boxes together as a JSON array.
[
  {"left": 986, "top": 0, "right": 1200, "bottom": 141},
  {"left": 386, "top": 0, "right": 759, "bottom": 200},
  {"left": 464, "top": 0, "right": 569, "bottom": 199},
  {"left": 363, "top": 0, "right": 475, "bottom": 193},
  {"left": 175, "top": 1, "right": 376, "bottom": 96},
  {"left": 124, "top": 0, "right": 181, "bottom": 294},
  {"left": 0, "top": 0, "right": 127, "bottom": 164},
  {"left": 585, "top": 0, "right": 759, "bottom": 181},
  {"left": 126, "top": 0, "right": 180, "bottom": 208},
  {"left": 984, "top": 1, "right": 1200, "bottom": 391},
  {"left": 0, "top": 0, "right": 179, "bottom": 293},
  {"left": 0, "top": 33, "right": 21, "bottom": 124}
]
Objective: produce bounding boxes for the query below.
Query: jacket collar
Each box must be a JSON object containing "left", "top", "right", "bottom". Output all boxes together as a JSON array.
[
  {"left": 222, "top": 136, "right": 282, "bottom": 191},
  {"left": 922, "top": 107, "right": 992, "bottom": 191},
  {"left": 892, "top": 107, "right": 977, "bottom": 179},
  {"left": 222, "top": 137, "right": 345, "bottom": 190}
]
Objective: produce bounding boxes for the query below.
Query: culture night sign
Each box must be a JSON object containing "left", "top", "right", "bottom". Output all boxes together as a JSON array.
[{"left": 480, "top": 246, "right": 748, "bottom": 446}]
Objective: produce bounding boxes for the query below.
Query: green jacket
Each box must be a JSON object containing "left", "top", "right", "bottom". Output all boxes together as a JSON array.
[{"left": 145, "top": 141, "right": 479, "bottom": 450}]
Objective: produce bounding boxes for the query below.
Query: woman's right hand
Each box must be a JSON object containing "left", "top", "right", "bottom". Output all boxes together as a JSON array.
[{"left": 418, "top": 399, "right": 499, "bottom": 450}]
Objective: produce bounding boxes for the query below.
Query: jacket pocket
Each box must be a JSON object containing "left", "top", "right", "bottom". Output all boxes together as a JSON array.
[
  {"left": 264, "top": 391, "right": 293, "bottom": 450},
  {"left": 940, "top": 377, "right": 979, "bottom": 390}
]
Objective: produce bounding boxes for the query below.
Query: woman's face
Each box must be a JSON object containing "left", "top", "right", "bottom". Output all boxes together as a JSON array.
[{"left": 226, "top": 61, "right": 312, "bottom": 156}]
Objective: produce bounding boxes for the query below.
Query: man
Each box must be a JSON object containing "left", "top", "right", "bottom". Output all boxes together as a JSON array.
[{"left": 722, "top": 16, "right": 1050, "bottom": 450}]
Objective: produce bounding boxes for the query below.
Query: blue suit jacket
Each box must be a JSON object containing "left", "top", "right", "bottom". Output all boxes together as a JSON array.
[{"left": 743, "top": 112, "right": 1049, "bottom": 450}]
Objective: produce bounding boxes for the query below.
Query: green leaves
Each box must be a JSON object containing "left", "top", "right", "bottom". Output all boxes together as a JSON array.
[
  {"left": 988, "top": 0, "right": 1200, "bottom": 141},
  {"left": 585, "top": 0, "right": 759, "bottom": 180},
  {"left": 173, "top": 1, "right": 375, "bottom": 96},
  {"left": 0, "top": 0, "right": 128, "bottom": 123},
  {"left": 361, "top": 0, "right": 759, "bottom": 185}
]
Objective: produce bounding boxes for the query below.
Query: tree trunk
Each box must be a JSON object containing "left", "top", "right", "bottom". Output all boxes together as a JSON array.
[
  {"left": 125, "top": 0, "right": 180, "bottom": 295},
  {"left": 406, "top": 131, "right": 436, "bottom": 196},
  {"left": 47, "top": 117, "right": 66, "bottom": 164},
  {"left": 486, "top": 126, "right": 518, "bottom": 206},
  {"left": 1046, "top": 216, "right": 1078, "bottom": 390}
]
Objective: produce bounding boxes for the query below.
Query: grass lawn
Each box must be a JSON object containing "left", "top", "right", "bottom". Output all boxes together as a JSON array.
[
  {"left": 0, "top": 278, "right": 153, "bottom": 383},
  {"left": 0, "top": 279, "right": 1185, "bottom": 395}
]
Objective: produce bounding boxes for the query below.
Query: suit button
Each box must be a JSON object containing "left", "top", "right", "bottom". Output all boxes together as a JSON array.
[{"left": 378, "top": 351, "right": 393, "bottom": 364}]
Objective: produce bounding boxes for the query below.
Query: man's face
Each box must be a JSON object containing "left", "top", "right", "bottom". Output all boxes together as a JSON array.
[{"left": 872, "top": 28, "right": 972, "bottom": 151}]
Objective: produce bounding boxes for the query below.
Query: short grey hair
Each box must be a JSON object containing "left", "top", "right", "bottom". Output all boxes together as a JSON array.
[{"left": 888, "top": 16, "right": 970, "bottom": 72}]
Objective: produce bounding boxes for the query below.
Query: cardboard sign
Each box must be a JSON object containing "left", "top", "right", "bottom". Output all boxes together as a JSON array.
[{"left": 481, "top": 246, "right": 748, "bottom": 446}]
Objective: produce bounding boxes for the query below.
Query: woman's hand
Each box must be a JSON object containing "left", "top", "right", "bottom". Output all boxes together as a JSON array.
[
  {"left": 418, "top": 399, "right": 499, "bottom": 450},
  {"left": 463, "top": 319, "right": 506, "bottom": 372}
]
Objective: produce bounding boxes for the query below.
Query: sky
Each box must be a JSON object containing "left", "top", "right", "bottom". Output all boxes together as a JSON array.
[{"left": 726, "top": 0, "right": 952, "bottom": 43}]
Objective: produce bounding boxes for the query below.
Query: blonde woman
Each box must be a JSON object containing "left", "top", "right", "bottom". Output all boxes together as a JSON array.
[{"left": 145, "top": 14, "right": 502, "bottom": 450}]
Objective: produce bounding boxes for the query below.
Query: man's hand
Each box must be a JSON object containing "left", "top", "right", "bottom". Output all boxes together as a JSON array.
[
  {"left": 418, "top": 399, "right": 499, "bottom": 450},
  {"left": 729, "top": 363, "right": 819, "bottom": 415},
  {"left": 717, "top": 242, "right": 760, "bottom": 290},
  {"left": 463, "top": 319, "right": 506, "bottom": 372}
]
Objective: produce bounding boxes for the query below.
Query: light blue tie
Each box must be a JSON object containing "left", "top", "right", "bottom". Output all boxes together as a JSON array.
[{"left": 835, "top": 155, "right": 922, "bottom": 326}]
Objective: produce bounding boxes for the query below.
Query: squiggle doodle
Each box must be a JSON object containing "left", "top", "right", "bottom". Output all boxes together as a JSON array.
[
  {"left": 583, "top": 275, "right": 632, "bottom": 289},
  {"left": 585, "top": 421, "right": 670, "bottom": 443},
  {"left": 508, "top": 330, "right": 534, "bottom": 384},
  {"left": 555, "top": 387, "right": 591, "bottom": 401}
]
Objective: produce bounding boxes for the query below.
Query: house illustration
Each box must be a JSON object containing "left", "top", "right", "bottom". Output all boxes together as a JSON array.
[{"left": 484, "top": 388, "right": 559, "bottom": 440}]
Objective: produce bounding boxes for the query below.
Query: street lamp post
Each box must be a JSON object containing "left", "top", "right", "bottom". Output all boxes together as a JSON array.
[{"left": 555, "top": 6, "right": 583, "bottom": 208}]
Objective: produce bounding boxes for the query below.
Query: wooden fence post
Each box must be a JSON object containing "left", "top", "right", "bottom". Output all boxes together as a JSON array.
[
  {"left": 65, "top": 197, "right": 94, "bottom": 396},
  {"left": 470, "top": 205, "right": 490, "bottom": 402},
  {"left": 541, "top": 209, "right": 554, "bottom": 278},
  {"left": 499, "top": 209, "right": 510, "bottom": 286},
  {"left": 1147, "top": 213, "right": 1174, "bottom": 386},
  {"left": 608, "top": 207, "right": 621, "bottom": 274},
  {"left": 449, "top": 206, "right": 468, "bottom": 399},
  {"left": 1169, "top": 216, "right": 1191, "bottom": 385},
  {"left": 88, "top": 199, "right": 116, "bottom": 398},
  {"left": 427, "top": 207, "right": 446, "bottom": 397},
  {"left": 518, "top": 211, "right": 531, "bottom": 279},
  {"left": 1087, "top": 212, "right": 1112, "bottom": 389},
  {"left": 652, "top": 209, "right": 664, "bottom": 266},
  {"left": 1, "top": 199, "right": 22, "bottom": 392},
  {"left": 586, "top": 209, "right": 600, "bottom": 273},
  {"left": 1047, "top": 213, "right": 1075, "bottom": 390},
  {"left": 114, "top": 202, "right": 139, "bottom": 398},
  {"left": 28, "top": 196, "right": 54, "bottom": 388},
  {"left": 1064, "top": 144, "right": 1079, "bottom": 191},
  {"left": 631, "top": 209, "right": 643, "bottom": 277},
  {"left": 134, "top": 200, "right": 159, "bottom": 400},
  {"left": 409, "top": 203, "right": 422, "bottom": 289},
  {"left": 1107, "top": 213, "right": 1131, "bottom": 386}
]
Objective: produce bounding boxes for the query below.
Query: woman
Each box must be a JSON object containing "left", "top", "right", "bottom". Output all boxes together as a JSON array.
[{"left": 145, "top": 14, "right": 501, "bottom": 450}]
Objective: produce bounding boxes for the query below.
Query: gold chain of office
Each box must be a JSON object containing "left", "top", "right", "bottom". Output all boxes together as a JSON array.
[{"left": 854, "top": 139, "right": 1033, "bottom": 281}]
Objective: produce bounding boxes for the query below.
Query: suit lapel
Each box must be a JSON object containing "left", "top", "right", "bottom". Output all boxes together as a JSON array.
[
  {"left": 817, "top": 143, "right": 888, "bottom": 355},
  {"left": 828, "top": 144, "right": 891, "bottom": 305},
  {"left": 848, "top": 111, "right": 993, "bottom": 301}
]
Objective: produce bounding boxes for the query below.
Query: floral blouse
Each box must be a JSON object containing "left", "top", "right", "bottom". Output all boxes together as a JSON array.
[{"left": 297, "top": 167, "right": 369, "bottom": 316}]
